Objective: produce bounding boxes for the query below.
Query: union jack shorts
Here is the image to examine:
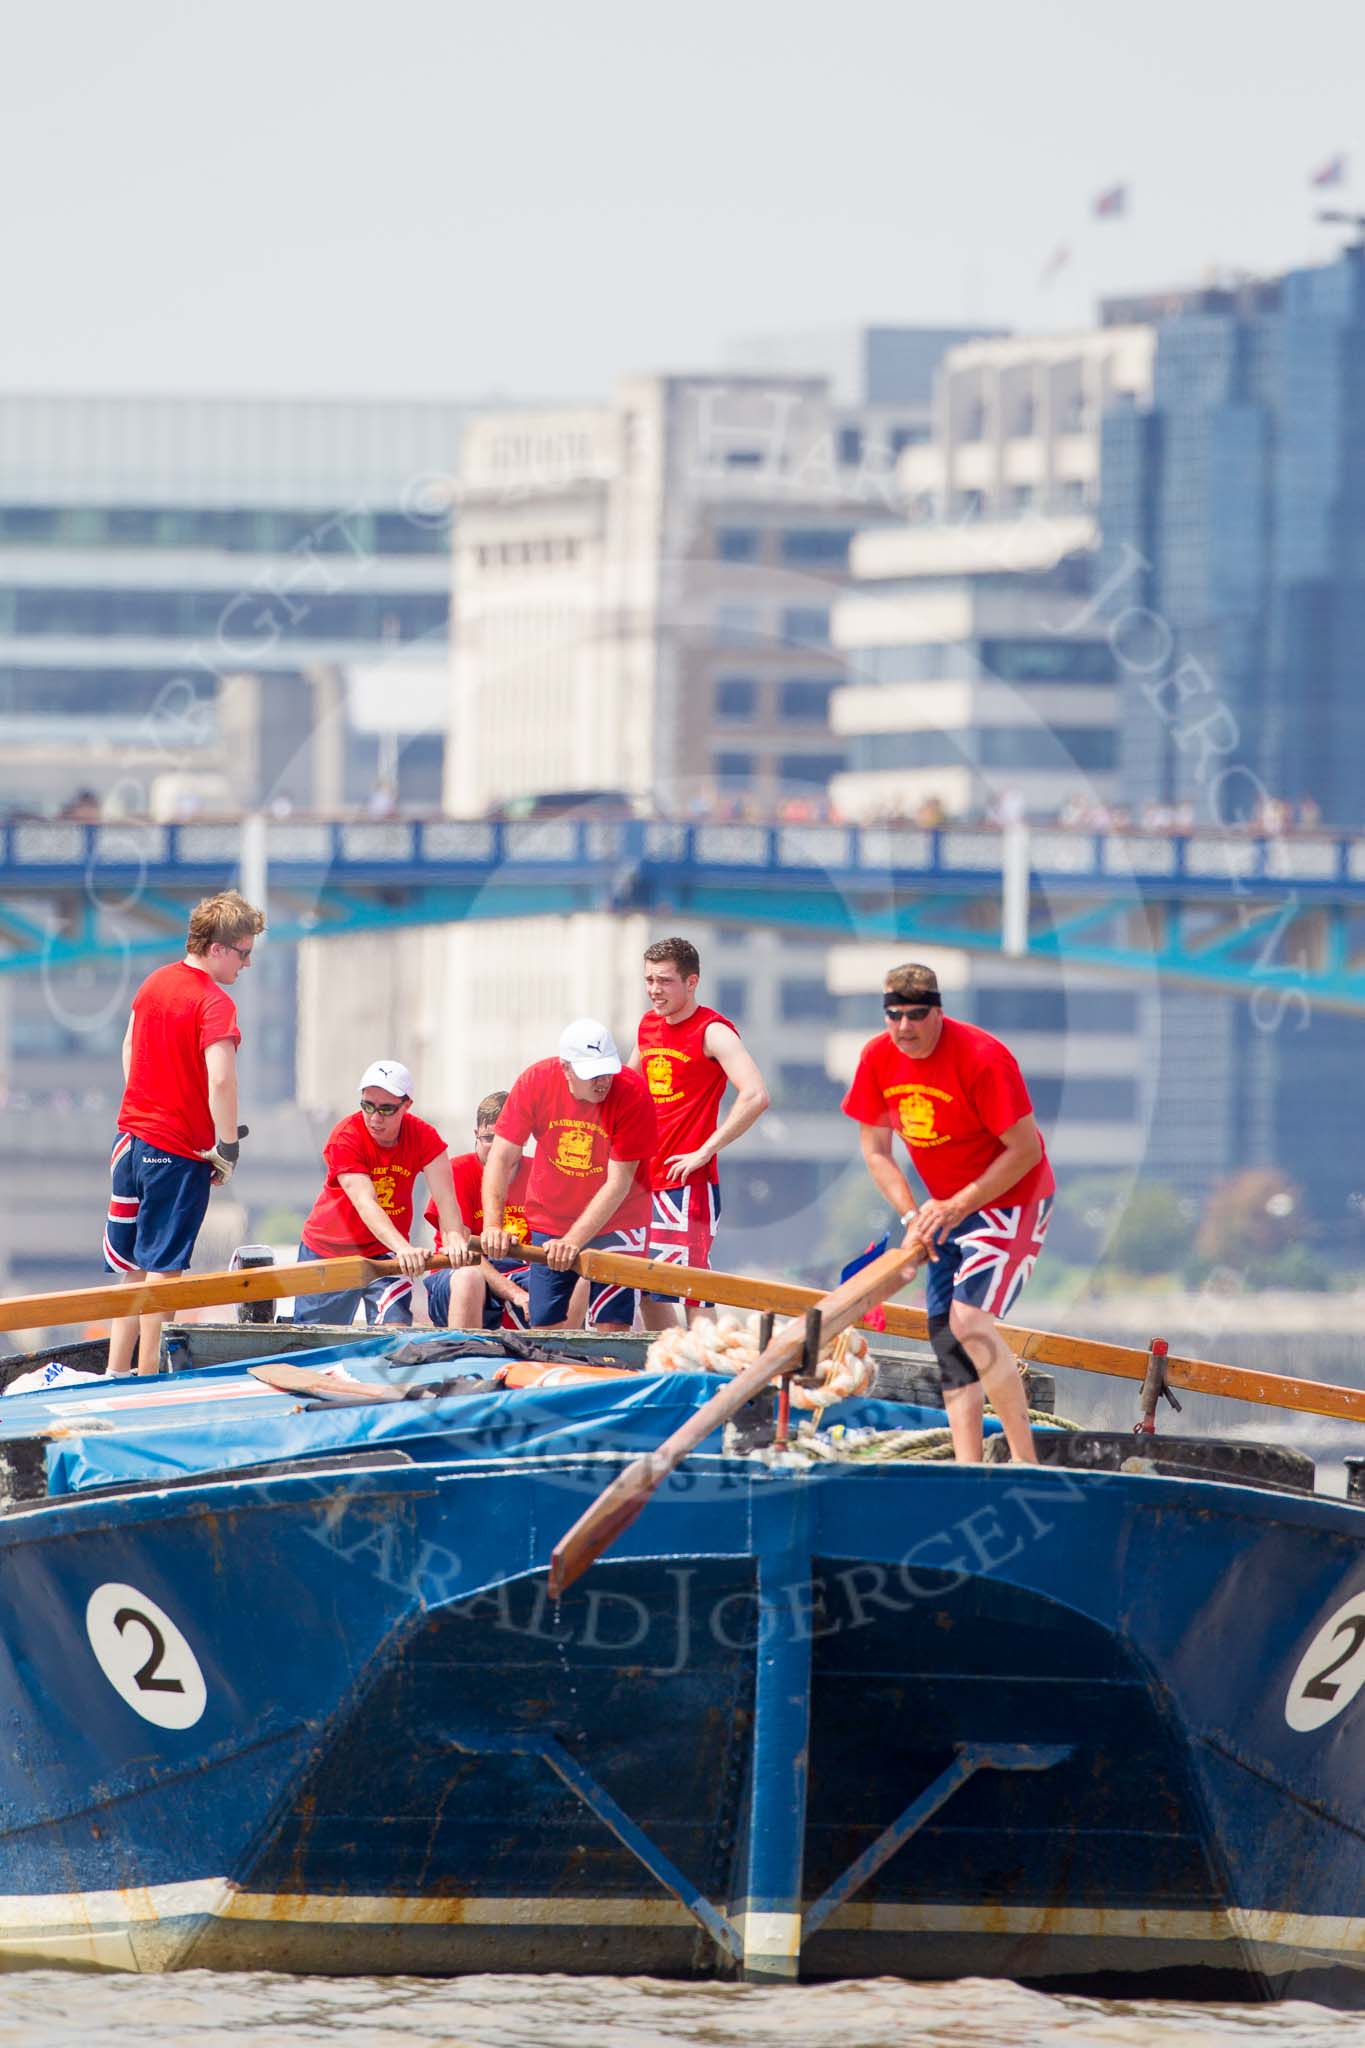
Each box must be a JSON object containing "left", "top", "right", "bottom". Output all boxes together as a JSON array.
[
  {"left": 924, "top": 1196, "right": 1053, "bottom": 1321},
  {"left": 647, "top": 1182, "right": 721, "bottom": 1305},
  {"left": 527, "top": 1225, "right": 649, "bottom": 1329}
]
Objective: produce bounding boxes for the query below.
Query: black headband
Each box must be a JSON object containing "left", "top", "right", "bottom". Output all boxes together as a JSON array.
[{"left": 884, "top": 990, "right": 941, "bottom": 1011}]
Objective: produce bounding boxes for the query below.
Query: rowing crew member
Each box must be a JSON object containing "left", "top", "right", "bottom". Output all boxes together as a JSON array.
[
  {"left": 293, "top": 1059, "right": 475, "bottom": 1326},
  {"left": 105, "top": 889, "right": 266, "bottom": 1377},
  {"left": 481, "top": 1019, "right": 658, "bottom": 1330},
  {"left": 423, "top": 1090, "right": 533, "bottom": 1330},
  {"left": 631, "top": 935, "right": 770, "bottom": 1329},
  {"left": 842, "top": 962, "right": 1053, "bottom": 1464}
]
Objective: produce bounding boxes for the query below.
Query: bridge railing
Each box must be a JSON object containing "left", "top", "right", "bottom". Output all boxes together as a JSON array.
[{"left": 0, "top": 817, "right": 1361, "bottom": 896}]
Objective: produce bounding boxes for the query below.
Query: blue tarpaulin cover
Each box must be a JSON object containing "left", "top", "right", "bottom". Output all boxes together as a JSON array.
[{"left": 0, "top": 1331, "right": 998, "bottom": 1497}]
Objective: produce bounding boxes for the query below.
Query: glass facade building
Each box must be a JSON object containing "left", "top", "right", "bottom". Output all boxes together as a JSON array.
[{"left": 1097, "top": 250, "right": 1365, "bottom": 1227}]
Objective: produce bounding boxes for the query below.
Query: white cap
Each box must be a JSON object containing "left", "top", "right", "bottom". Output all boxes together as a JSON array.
[
  {"left": 558, "top": 1018, "right": 621, "bottom": 1079},
  {"left": 358, "top": 1058, "right": 414, "bottom": 1098}
]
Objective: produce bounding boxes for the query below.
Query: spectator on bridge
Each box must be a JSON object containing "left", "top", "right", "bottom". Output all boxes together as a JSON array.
[
  {"left": 365, "top": 778, "right": 399, "bottom": 819},
  {"left": 986, "top": 788, "right": 1026, "bottom": 830},
  {"left": 104, "top": 889, "right": 266, "bottom": 1377},
  {"left": 293, "top": 1059, "right": 476, "bottom": 1327}
]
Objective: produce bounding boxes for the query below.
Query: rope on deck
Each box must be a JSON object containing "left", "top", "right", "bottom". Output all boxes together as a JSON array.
[{"left": 724, "top": 1409, "right": 1079, "bottom": 1466}]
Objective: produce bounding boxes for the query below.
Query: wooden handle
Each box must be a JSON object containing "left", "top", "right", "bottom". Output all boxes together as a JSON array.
[
  {"left": 546, "top": 1244, "right": 923, "bottom": 1599},
  {"left": 3, "top": 1242, "right": 1363, "bottom": 1437}
]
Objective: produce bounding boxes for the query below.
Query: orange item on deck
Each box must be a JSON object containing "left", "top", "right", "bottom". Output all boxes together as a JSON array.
[{"left": 500, "top": 1358, "right": 639, "bottom": 1390}]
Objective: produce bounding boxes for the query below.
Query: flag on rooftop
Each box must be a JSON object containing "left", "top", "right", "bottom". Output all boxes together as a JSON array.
[
  {"left": 1310, "top": 153, "right": 1347, "bottom": 188},
  {"left": 1039, "top": 243, "right": 1071, "bottom": 287},
  {"left": 1093, "top": 183, "right": 1128, "bottom": 218}
]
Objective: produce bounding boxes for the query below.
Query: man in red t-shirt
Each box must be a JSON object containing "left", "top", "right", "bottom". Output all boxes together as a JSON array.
[
  {"left": 105, "top": 888, "right": 266, "bottom": 1377},
  {"left": 293, "top": 1059, "right": 475, "bottom": 1327},
  {"left": 421, "top": 1089, "right": 533, "bottom": 1330},
  {"left": 482, "top": 1019, "right": 659, "bottom": 1329},
  {"left": 629, "top": 935, "right": 769, "bottom": 1329},
  {"left": 842, "top": 961, "right": 1054, "bottom": 1464}
]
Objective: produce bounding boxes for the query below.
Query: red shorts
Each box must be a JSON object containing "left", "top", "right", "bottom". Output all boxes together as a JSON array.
[{"left": 647, "top": 1183, "right": 720, "bottom": 1306}]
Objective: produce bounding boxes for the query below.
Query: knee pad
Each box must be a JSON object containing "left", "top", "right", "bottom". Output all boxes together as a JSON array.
[{"left": 929, "top": 1313, "right": 980, "bottom": 1389}]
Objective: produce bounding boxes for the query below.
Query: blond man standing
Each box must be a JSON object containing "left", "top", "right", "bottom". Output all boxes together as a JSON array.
[{"left": 104, "top": 889, "right": 265, "bottom": 1376}]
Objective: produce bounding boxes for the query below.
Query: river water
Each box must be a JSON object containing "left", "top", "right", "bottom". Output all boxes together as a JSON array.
[{"left": 6, "top": 1972, "right": 1363, "bottom": 2047}]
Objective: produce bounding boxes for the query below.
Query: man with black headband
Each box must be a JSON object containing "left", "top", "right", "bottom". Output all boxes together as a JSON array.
[{"left": 841, "top": 962, "right": 1053, "bottom": 1463}]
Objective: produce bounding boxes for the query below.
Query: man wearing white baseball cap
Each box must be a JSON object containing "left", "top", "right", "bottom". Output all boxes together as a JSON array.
[
  {"left": 481, "top": 1018, "right": 659, "bottom": 1328},
  {"left": 293, "top": 1058, "right": 475, "bottom": 1325}
]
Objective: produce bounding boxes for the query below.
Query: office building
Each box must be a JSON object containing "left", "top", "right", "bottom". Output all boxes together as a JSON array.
[
  {"left": 1096, "top": 250, "right": 1365, "bottom": 1226},
  {"left": 0, "top": 393, "right": 468, "bottom": 1287}
]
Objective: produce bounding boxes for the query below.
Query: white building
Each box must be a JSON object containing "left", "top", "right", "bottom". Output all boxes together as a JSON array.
[
  {"left": 445, "top": 373, "right": 921, "bottom": 818},
  {"left": 824, "top": 327, "right": 1159, "bottom": 1185},
  {"left": 830, "top": 327, "right": 1154, "bottom": 827}
]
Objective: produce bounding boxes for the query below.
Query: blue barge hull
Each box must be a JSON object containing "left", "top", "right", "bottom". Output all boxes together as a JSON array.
[{"left": 1, "top": 1379, "right": 1364, "bottom": 2000}]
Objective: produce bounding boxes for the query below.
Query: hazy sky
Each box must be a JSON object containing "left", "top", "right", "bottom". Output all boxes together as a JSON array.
[{"left": 2, "top": 0, "right": 1361, "bottom": 402}]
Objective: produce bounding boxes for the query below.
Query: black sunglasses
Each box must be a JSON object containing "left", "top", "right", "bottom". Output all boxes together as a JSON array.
[
  {"left": 360, "top": 1098, "right": 406, "bottom": 1118},
  {"left": 885, "top": 1005, "right": 935, "bottom": 1023}
]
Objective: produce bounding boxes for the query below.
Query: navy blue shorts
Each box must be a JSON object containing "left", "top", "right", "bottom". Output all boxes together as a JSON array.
[
  {"left": 104, "top": 1131, "right": 213, "bottom": 1276},
  {"left": 425, "top": 1260, "right": 530, "bottom": 1331},
  {"left": 923, "top": 1197, "right": 1053, "bottom": 1321},
  {"left": 527, "top": 1226, "right": 648, "bottom": 1329},
  {"left": 291, "top": 1242, "right": 413, "bottom": 1327}
]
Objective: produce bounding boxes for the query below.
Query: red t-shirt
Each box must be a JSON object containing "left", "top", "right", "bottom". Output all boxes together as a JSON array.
[
  {"left": 302, "top": 1110, "right": 447, "bottom": 1258},
  {"left": 424, "top": 1150, "right": 534, "bottom": 1244},
  {"left": 636, "top": 1005, "right": 737, "bottom": 1189},
  {"left": 495, "top": 1059, "right": 658, "bottom": 1236},
  {"left": 841, "top": 1017, "right": 1054, "bottom": 1207},
  {"left": 117, "top": 960, "right": 241, "bottom": 1160}
]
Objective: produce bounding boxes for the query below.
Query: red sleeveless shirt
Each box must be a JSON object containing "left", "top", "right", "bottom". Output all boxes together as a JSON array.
[{"left": 635, "top": 1004, "right": 737, "bottom": 1189}]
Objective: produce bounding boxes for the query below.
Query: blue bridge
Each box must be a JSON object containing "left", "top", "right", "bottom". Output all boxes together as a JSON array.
[{"left": 2, "top": 814, "right": 1363, "bottom": 1010}]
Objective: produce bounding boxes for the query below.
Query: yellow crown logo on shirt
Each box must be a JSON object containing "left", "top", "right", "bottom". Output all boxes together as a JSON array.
[
  {"left": 372, "top": 1172, "right": 397, "bottom": 1208},
  {"left": 645, "top": 1051, "right": 673, "bottom": 1096},
  {"left": 556, "top": 1127, "right": 596, "bottom": 1172},
  {"left": 899, "top": 1093, "right": 936, "bottom": 1144}
]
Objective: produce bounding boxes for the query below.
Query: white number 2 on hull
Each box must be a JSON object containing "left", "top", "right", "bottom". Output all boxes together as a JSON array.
[
  {"left": 85, "top": 1583, "right": 207, "bottom": 1730},
  {"left": 1285, "top": 1591, "right": 1365, "bottom": 1732}
]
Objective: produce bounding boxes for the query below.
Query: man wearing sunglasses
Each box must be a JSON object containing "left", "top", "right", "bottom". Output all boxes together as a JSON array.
[
  {"left": 293, "top": 1059, "right": 475, "bottom": 1325},
  {"left": 422, "top": 1090, "right": 533, "bottom": 1330},
  {"left": 105, "top": 888, "right": 265, "bottom": 1376},
  {"left": 842, "top": 962, "right": 1053, "bottom": 1464}
]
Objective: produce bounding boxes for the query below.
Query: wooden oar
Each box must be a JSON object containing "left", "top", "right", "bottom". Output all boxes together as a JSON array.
[
  {"left": 4, "top": 1244, "right": 1364, "bottom": 1436},
  {"left": 248, "top": 1363, "right": 406, "bottom": 1405},
  {"left": 546, "top": 1244, "right": 922, "bottom": 1599},
  {"left": 0, "top": 1252, "right": 462, "bottom": 1336}
]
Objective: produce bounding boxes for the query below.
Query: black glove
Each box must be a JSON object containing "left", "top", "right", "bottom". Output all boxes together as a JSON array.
[{"left": 200, "top": 1124, "right": 249, "bottom": 1185}]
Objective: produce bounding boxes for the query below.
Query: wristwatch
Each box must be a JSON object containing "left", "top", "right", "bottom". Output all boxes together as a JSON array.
[{"left": 898, "top": 1208, "right": 916, "bottom": 1227}]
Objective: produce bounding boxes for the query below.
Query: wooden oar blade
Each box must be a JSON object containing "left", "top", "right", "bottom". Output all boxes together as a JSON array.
[
  {"left": 248, "top": 1363, "right": 405, "bottom": 1404},
  {"left": 547, "top": 1243, "right": 920, "bottom": 1597},
  {"left": 547, "top": 1454, "right": 661, "bottom": 1600}
]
